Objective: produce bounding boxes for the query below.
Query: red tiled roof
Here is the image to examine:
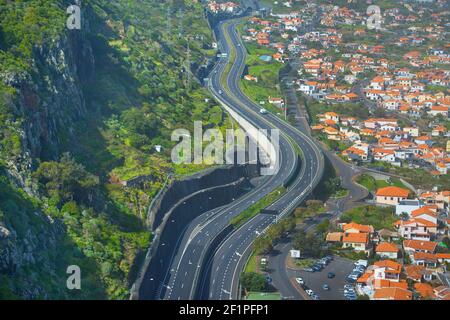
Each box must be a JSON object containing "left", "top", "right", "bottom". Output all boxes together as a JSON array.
[
  {"left": 376, "top": 186, "right": 410, "bottom": 197},
  {"left": 376, "top": 242, "right": 399, "bottom": 253},
  {"left": 343, "top": 233, "right": 368, "bottom": 244},
  {"left": 403, "top": 239, "right": 437, "bottom": 252},
  {"left": 374, "top": 288, "right": 412, "bottom": 300}
]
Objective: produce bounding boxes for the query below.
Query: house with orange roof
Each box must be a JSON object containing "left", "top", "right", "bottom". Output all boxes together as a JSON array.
[
  {"left": 375, "top": 242, "right": 399, "bottom": 259},
  {"left": 342, "top": 233, "right": 370, "bottom": 253},
  {"left": 428, "top": 105, "right": 449, "bottom": 117},
  {"left": 414, "top": 283, "right": 435, "bottom": 299},
  {"left": 373, "top": 148, "right": 396, "bottom": 163},
  {"left": 413, "top": 252, "right": 438, "bottom": 269},
  {"left": 323, "top": 111, "right": 339, "bottom": 122},
  {"left": 405, "top": 264, "right": 432, "bottom": 283},
  {"left": 325, "top": 232, "right": 343, "bottom": 243},
  {"left": 419, "top": 190, "right": 450, "bottom": 210},
  {"left": 364, "top": 118, "right": 398, "bottom": 129},
  {"left": 272, "top": 52, "right": 283, "bottom": 63},
  {"left": 244, "top": 75, "right": 258, "bottom": 82},
  {"left": 410, "top": 207, "right": 438, "bottom": 222},
  {"left": 436, "top": 253, "right": 450, "bottom": 264},
  {"left": 396, "top": 218, "right": 437, "bottom": 241},
  {"left": 268, "top": 96, "right": 284, "bottom": 106},
  {"left": 376, "top": 186, "right": 410, "bottom": 206},
  {"left": 373, "top": 260, "right": 402, "bottom": 282},
  {"left": 343, "top": 222, "right": 374, "bottom": 234},
  {"left": 403, "top": 239, "right": 437, "bottom": 256},
  {"left": 342, "top": 145, "right": 369, "bottom": 162},
  {"left": 323, "top": 126, "right": 340, "bottom": 140}
]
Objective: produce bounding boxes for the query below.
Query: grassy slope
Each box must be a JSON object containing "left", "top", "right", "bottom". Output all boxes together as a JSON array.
[
  {"left": 356, "top": 174, "right": 409, "bottom": 193},
  {"left": 0, "top": 0, "right": 229, "bottom": 299}
]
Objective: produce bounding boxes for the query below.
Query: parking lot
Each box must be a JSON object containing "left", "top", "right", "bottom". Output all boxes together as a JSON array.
[{"left": 290, "top": 256, "right": 355, "bottom": 300}]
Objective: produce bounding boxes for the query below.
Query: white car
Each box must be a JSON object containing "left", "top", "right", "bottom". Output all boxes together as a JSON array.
[
  {"left": 344, "top": 288, "right": 355, "bottom": 294},
  {"left": 218, "top": 90, "right": 223, "bottom": 95},
  {"left": 344, "top": 284, "right": 354, "bottom": 290},
  {"left": 305, "top": 289, "right": 314, "bottom": 296},
  {"left": 295, "top": 277, "right": 304, "bottom": 285},
  {"left": 259, "top": 108, "right": 268, "bottom": 114}
]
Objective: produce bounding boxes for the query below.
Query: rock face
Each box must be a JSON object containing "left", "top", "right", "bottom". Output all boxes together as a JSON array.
[
  {"left": 0, "top": 7, "right": 95, "bottom": 299},
  {"left": 7, "top": 35, "right": 94, "bottom": 163}
]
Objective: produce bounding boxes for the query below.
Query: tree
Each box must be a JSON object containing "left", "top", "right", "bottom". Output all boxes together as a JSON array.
[
  {"left": 316, "top": 219, "right": 330, "bottom": 235},
  {"left": 253, "top": 236, "right": 273, "bottom": 255},
  {"left": 33, "top": 153, "right": 99, "bottom": 206},
  {"left": 240, "top": 272, "right": 267, "bottom": 292},
  {"left": 293, "top": 230, "right": 326, "bottom": 258}
]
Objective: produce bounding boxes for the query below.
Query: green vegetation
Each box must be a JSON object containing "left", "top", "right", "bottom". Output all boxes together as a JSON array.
[
  {"left": 294, "top": 258, "right": 315, "bottom": 269},
  {"left": 230, "top": 186, "right": 286, "bottom": 228},
  {"left": 244, "top": 252, "right": 259, "bottom": 274},
  {"left": 304, "top": 99, "right": 369, "bottom": 125},
  {"left": 367, "top": 162, "right": 450, "bottom": 190},
  {"left": 0, "top": 0, "right": 229, "bottom": 299},
  {"left": 293, "top": 230, "right": 329, "bottom": 258},
  {"left": 340, "top": 205, "right": 397, "bottom": 231},
  {"left": 293, "top": 200, "right": 325, "bottom": 223},
  {"left": 237, "top": 26, "right": 284, "bottom": 115},
  {"left": 315, "top": 156, "right": 346, "bottom": 201},
  {"left": 355, "top": 174, "right": 409, "bottom": 192},
  {"left": 246, "top": 292, "right": 281, "bottom": 300},
  {"left": 240, "top": 272, "right": 268, "bottom": 292}
]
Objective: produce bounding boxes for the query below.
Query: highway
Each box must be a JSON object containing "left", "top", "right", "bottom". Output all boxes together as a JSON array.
[
  {"left": 159, "top": 14, "right": 324, "bottom": 300},
  {"left": 159, "top": 21, "right": 299, "bottom": 300},
  {"left": 197, "top": 20, "right": 324, "bottom": 300}
]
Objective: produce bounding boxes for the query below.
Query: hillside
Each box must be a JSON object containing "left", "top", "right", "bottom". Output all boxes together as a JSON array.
[{"left": 0, "top": 0, "right": 226, "bottom": 299}]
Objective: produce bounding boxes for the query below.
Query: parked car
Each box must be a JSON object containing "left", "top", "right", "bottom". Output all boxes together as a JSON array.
[
  {"left": 344, "top": 288, "right": 355, "bottom": 295},
  {"left": 318, "top": 259, "right": 328, "bottom": 266},
  {"left": 322, "top": 284, "right": 330, "bottom": 291},
  {"left": 344, "top": 284, "right": 354, "bottom": 290},
  {"left": 312, "top": 264, "right": 323, "bottom": 271},
  {"left": 305, "top": 289, "right": 314, "bottom": 296},
  {"left": 327, "top": 272, "right": 335, "bottom": 279},
  {"left": 311, "top": 294, "right": 320, "bottom": 300},
  {"left": 295, "top": 277, "right": 304, "bottom": 285},
  {"left": 304, "top": 267, "right": 315, "bottom": 272},
  {"left": 354, "top": 260, "right": 368, "bottom": 267}
]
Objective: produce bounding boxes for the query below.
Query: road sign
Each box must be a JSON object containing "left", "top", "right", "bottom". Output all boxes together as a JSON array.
[{"left": 290, "top": 250, "right": 301, "bottom": 259}]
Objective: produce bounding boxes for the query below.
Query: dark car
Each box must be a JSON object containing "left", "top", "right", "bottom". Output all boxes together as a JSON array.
[
  {"left": 312, "top": 264, "right": 322, "bottom": 271},
  {"left": 327, "top": 272, "right": 335, "bottom": 278}
]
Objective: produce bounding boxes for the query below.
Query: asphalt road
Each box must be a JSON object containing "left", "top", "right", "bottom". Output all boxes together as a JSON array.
[
  {"left": 198, "top": 20, "right": 324, "bottom": 300},
  {"left": 160, "top": 21, "right": 300, "bottom": 300}
]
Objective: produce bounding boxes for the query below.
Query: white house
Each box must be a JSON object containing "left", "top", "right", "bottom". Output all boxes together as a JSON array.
[
  {"left": 395, "top": 199, "right": 424, "bottom": 216},
  {"left": 375, "top": 242, "right": 399, "bottom": 259}
]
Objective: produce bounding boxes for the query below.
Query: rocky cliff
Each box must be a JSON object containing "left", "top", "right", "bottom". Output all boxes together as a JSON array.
[{"left": 0, "top": 0, "right": 226, "bottom": 299}]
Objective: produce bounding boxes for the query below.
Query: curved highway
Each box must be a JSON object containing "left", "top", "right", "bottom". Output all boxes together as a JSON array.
[
  {"left": 197, "top": 19, "right": 324, "bottom": 300},
  {"left": 160, "top": 16, "right": 324, "bottom": 300},
  {"left": 159, "top": 22, "right": 298, "bottom": 299}
]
